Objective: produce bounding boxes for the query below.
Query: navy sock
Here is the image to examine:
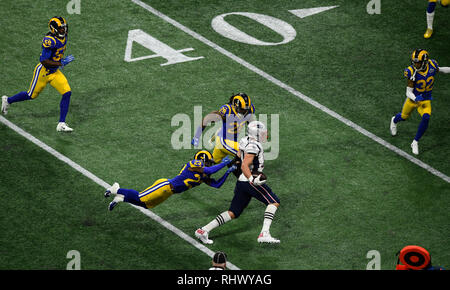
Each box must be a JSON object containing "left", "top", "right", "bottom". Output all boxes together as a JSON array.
[
  {"left": 59, "top": 91, "right": 71, "bottom": 122},
  {"left": 117, "top": 188, "right": 147, "bottom": 208},
  {"left": 393, "top": 113, "right": 404, "bottom": 123},
  {"left": 414, "top": 114, "right": 430, "bottom": 141},
  {"left": 8, "top": 91, "right": 32, "bottom": 104},
  {"left": 427, "top": 1, "right": 436, "bottom": 13}
]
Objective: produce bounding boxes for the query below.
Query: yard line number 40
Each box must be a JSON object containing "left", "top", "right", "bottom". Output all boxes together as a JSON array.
[{"left": 124, "top": 6, "right": 338, "bottom": 66}]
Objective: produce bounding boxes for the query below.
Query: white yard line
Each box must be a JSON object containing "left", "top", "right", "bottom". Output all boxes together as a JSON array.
[
  {"left": 0, "top": 116, "right": 240, "bottom": 270},
  {"left": 131, "top": 0, "right": 449, "bottom": 184}
]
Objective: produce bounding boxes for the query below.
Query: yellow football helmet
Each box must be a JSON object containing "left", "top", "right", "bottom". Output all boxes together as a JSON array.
[
  {"left": 440, "top": 0, "right": 449, "bottom": 7},
  {"left": 229, "top": 93, "right": 252, "bottom": 117},
  {"left": 194, "top": 150, "right": 214, "bottom": 167},
  {"left": 411, "top": 49, "right": 429, "bottom": 71},
  {"left": 48, "top": 16, "right": 68, "bottom": 39}
]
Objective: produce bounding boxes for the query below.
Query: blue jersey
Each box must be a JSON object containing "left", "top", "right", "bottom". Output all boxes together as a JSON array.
[
  {"left": 217, "top": 103, "right": 255, "bottom": 141},
  {"left": 404, "top": 59, "right": 439, "bottom": 100},
  {"left": 40, "top": 33, "right": 67, "bottom": 73},
  {"left": 168, "top": 160, "right": 210, "bottom": 193}
]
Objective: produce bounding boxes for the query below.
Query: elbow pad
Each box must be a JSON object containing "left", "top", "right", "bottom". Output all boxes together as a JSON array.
[
  {"left": 439, "top": 67, "right": 450, "bottom": 74},
  {"left": 406, "top": 87, "right": 416, "bottom": 101}
]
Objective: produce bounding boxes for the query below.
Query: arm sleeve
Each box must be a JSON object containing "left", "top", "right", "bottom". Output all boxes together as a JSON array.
[
  {"left": 406, "top": 86, "right": 416, "bottom": 101},
  {"left": 439, "top": 67, "right": 450, "bottom": 74},
  {"left": 203, "top": 162, "right": 228, "bottom": 175},
  {"left": 207, "top": 171, "right": 232, "bottom": 188}
]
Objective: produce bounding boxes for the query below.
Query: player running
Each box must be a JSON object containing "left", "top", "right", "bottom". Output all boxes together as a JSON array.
[
  {"left": 195, "top": 121, "right": 281, "bottom": 244},
  {"left": 104, "top": 150, "right": 236, "bottom": 211},
  {"left": 191, "top": 93, "right": 255, "bottom": 163},
  {"left": 390, "top": 49, "right": 450, "bottom": 155},
  {"left": 1, "top": 16, "right": 75, "bottom": 132}
]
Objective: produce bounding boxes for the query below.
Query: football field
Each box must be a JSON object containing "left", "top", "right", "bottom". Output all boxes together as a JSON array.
[{"left": 1, "top": 0, "right": 449, "bottom": 270}]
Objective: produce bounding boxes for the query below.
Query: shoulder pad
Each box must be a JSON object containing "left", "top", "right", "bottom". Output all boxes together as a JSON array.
[
  {"left": 245, "top": 142, "right": 260, "bottom": 155},
  {"left": 190, "top": 159, "right": 204, "bottom": 168},
  {"left": 42, "top": 35, "right": 56, "bottom": 49},
  {"left": 429, "top": 59, "right": 439, "bottom": 69},
  {"left": 404, "top": 66, "right": 414, "bottom": 79},
  {"left": 218, "top": 104, "right": 231, "bottom": 117}
]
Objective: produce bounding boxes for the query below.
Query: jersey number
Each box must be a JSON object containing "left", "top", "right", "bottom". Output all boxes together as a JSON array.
[
  {"left": 183, "top": 174, "right": 201, "bottom": 189},
  {"left": 54, "top": 47, "right": 66, "bottom": 62},
  {"left": 416, "top": 76, "right": 434, "bottom": 93}
]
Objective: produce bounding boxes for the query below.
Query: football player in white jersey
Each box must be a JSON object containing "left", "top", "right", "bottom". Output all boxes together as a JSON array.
[{"left": 195, "top": 121, "right": 281, "bottom": 244}]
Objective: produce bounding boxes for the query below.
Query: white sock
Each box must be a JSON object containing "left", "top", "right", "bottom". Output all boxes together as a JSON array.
[
  {"left": 203, "top": 211, "right": 232, "bottom": 232},
  {"left": 113, "top": 194, "right": 124, "bottom": 203},
  {"left": 261, "top": 204, "right": 278, "bottom": 233},
  {"left": 427, "top": 12, "right": 435, "bottom": 30}
]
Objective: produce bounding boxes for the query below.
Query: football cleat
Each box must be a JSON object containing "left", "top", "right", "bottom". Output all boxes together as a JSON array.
[
  {"left": 1, "top": 95, "right": 9, "bottom": 115},
  {"left": 195, "top": 228, "right": 213, "bottom": 244},
  {"left": 411, "top": 140, "right": 419, "bottom": 155},
  {"left": 390, "top": 116, "right": 397, "bottom": 136},
  {"left": 424, "top": 28, "right": 433, "bottom": 39},
  {"left": 104, "top": 182, "right": 120, "bottom": 198},
  {"left": 108, "top": 200, "right": 118, "bottom": 211},
  {"left": 257, "top": 231, "right": 280, "bottom": 244},
  {"left": 56, "top": 122, "right": 73, "bottom": 132}
]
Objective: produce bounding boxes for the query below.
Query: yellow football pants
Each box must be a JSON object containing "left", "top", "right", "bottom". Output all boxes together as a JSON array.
[
  {"left": 27, "top": 63, "right": 71, "bottom": 99},
  {"left": 212, "top": 136, "right": 238, "bottom": 163},
  {"left": 138, "top": 178, "right": 173, "bottom": 209},
  {"left": 400, "top": 98, "right": 432, "bottom": 120}
]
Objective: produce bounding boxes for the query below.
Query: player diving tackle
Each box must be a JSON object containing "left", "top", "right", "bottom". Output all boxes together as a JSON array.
[{"left": 104, "top": 150, "right": 237, "bottom": 211}]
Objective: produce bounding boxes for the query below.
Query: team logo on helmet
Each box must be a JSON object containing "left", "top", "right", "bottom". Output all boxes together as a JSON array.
[
  {"left": 230, "top": 93, "right": 252, "bottom": 117},
  {"left": 194, "top": 150, "right": 214, "bottom": 167},
  {"left": 49, "top": 16, "right": 68, "bottom": 39},
  {"left": 411, "top": 49, "right": 429, "bottom": 72}
]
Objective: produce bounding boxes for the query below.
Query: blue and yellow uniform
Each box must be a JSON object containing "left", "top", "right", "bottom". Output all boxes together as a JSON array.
[
  {"left": 192, "top": 93, "right": 255, "bottom": 163},
  {"left": 212, "top": 102, "right": 255, "bottom": 162},
  {"left": 400, "top": 58, "right": 439, "bottom": 119},
  {"left": 390, "top": 49, "right": 444, "bottom": 154},
  {"left": 138, "top": 159, "right": 211, "bottom": 208},
  {"left": 106, "top": 151, "right": 236, "bottom": 210},
  {"left": 28, "top": 33, "right": 71, "bottom": 99},
  {"left": 2, "top": 17, "right": 75, "bottom": 130}
]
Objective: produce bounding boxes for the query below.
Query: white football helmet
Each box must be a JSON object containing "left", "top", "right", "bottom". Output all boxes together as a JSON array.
[{"left": 247, "top": 121, "right": 268, "bottom": 143}]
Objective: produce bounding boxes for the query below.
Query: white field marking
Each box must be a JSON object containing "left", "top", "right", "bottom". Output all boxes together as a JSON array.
[
  {"left": 131, "top": 0, "right": 450, "bottom": 184},
  {"left": 0, "top": 116, "right": 240, "bottom": 270}
]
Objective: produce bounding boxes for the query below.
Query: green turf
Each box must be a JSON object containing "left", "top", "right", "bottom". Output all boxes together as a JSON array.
[{"left": 1, "top": 0, "right": 449, "bottom": 270}]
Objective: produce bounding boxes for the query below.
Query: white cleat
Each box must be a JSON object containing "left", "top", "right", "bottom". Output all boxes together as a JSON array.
[
  {"left": 390, "top": 116, "right": 397, "bottom": 136},
  {"left": 56, "top": 122, "right": 74, "bottom": 132},
  {"left": 2, "top": 95, "right": 10, "bottom": 115},
  {"left": 257, "top": 231, "right": 280, "bottom": 244},
  {"left": 104, "top": 182, "right": 120, "bottom": 198},
  {"left": 195, "top": 228, "right": 213, "bottom": 244},
  {"left": 411, "top": 140, "right": 419, "bottom": 155}
]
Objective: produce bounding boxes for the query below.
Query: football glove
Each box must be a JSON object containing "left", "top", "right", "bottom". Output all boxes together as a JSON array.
[
  {"left": 221, "top": 156, "right": 233, "bottom": 165},
  {"left": 415, "top": 94, "right": 424, "bottom": 102},
  {"left": 61, "top": 54, "right": 75, "bottom": 67},
  {"left": 191, "top": 136, "right": 199, "bottom": 147},
  {"left": 249, "top": 174, "right": 266, "bottom": 186},
  {"left": 226, "top": 164, "right": 237, "bottom": 174}
]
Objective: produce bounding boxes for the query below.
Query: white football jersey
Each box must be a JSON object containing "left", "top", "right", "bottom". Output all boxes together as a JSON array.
[{"left": 238, "top": 136, "right": 264, "bottom": 182}]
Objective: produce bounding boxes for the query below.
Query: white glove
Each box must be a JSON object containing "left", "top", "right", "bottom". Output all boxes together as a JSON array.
[{"left": 248, "top": 174, "right": 266, "bottom": 186}]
